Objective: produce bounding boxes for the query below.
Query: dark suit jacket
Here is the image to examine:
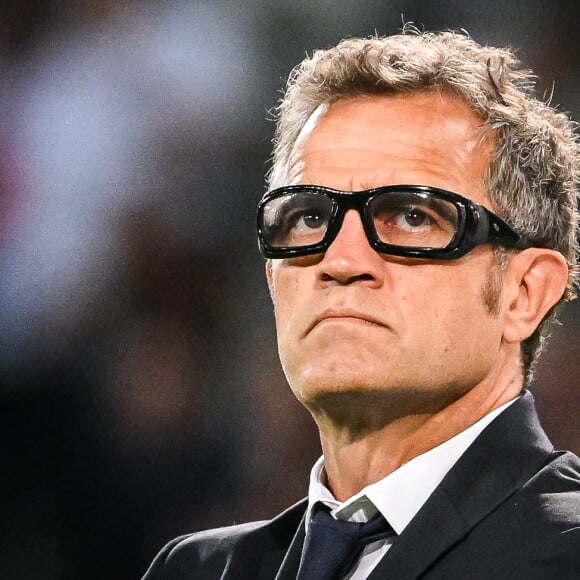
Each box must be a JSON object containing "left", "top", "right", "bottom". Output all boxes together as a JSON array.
[{"left": 142, "top": 391, "right": 580, "bottom": 579}]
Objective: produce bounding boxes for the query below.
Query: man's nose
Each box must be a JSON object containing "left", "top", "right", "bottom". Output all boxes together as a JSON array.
[{"left": 315, "top": 210, "right": 386, "bottom": 286}]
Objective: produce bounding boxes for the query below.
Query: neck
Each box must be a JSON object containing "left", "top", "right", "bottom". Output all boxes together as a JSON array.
[{"left": 311, "top": 358, "right": 523, "bottom": 502}]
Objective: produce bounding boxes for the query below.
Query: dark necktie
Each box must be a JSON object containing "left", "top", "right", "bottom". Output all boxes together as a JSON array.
[{"left": 296, "top": 503, "right": 395, "bottom": 580}]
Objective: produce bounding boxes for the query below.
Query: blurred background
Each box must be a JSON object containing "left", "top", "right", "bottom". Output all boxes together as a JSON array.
[{"left": 0, "top": 1, "right": 578, "bottom": 578}]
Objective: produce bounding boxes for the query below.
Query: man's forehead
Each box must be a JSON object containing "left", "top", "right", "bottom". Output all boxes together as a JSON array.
[
  {"left": 285, "top": 103, "right": 329, "bottom": 186},
  {"left": 283, "top": 93, "right": 494, "bottom": 206}
]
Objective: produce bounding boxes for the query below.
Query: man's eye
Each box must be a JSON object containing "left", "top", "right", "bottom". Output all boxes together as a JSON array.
[
  {"left": 396, "top": 208, "right": 433, "bottom": 230},
  {"left": 292, "top": 210, "right": 325, "bottom": 231},
  {"left": 269, "top": 206, "right": 329, "bottom": 246}
]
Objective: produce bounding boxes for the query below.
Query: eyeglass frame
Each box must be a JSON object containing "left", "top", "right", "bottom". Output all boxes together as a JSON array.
[{"left": 257, "top": 184, "right": 531, "bottom": 260}]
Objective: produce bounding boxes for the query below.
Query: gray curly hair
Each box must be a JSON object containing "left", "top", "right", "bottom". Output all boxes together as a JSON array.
[{"left": 267, "top": 28, "right": 579, "bottom": 383}]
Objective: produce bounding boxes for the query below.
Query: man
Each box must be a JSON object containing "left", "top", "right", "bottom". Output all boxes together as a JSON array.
[{"left": 143, "top": 29, "right": 580, "bottom": 579}]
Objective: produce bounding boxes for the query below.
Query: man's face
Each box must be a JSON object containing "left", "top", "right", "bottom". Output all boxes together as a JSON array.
[{"left": 267, "top": 92, "right": 507, "bottom": 413}]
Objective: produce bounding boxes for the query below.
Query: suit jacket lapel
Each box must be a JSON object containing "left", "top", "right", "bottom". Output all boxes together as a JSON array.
[
  {"left": 272, "top": 511, "right": 307, "bottom": 580},
  {"left": 368, "top": 391, "right": 554, "bottom": 580},
  {"left": 246, "top": 499, "right": 307, "bottom": 580}
]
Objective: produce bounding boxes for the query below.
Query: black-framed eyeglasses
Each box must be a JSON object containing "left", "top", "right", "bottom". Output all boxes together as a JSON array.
[{"left": 257, "top": 184, "right": 530, "bottom": 260}]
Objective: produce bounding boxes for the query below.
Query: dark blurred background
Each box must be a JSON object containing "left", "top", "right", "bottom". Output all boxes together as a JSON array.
[{"left": 0, "top": 1, "right": 578, "bottom": 578}]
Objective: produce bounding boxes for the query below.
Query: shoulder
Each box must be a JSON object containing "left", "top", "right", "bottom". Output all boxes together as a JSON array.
[
  {"left": 422, "top": 449, "right": 580, "bottom": 578},
  {"left": 141, "top": 499, "right": 307, "bottom": 579},
  {"left": 168, "top": 519, "right": 271, "bottom": 554},
  {"left": 489, "top": 449, "right": 580, "bottom": 533},
  {"left": 518, "top": 449, "right": 580, "bottom": 533},
  {"left": 141, "top": 521, "right": 266, "bottom": 579},
  {"left": 524, "top": 449, "right": 580, "bottom": 511},
  {"left": 483, "top": 450, "right": 580, "bottom": 575}
]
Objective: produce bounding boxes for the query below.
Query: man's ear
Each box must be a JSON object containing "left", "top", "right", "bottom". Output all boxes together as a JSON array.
[{"left": 502, "top": 248, "right": 569, "bottom": 344}]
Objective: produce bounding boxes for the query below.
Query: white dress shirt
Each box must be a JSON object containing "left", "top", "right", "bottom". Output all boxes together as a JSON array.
[{"left": 306, "top": 398, "right": 517, "bottom": 579}]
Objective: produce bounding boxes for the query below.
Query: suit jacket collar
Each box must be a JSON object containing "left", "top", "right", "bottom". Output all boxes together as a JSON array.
[{"left": 366, "top": 390, "right": 554, "bottom": 580}]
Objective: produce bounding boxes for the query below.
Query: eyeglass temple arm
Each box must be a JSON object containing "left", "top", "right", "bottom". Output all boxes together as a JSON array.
[{"left": 482, "top": 209, "right": 532, "bottom": 249}]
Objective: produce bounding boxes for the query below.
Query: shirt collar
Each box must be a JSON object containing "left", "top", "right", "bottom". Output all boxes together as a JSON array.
[{"left": 307, "top": 397, "right": 518, "bottom": 535}]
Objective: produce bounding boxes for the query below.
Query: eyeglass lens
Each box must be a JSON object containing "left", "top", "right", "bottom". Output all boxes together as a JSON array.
[{"left": 261, "top": 190, "right": 460, "bottom": 250}]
